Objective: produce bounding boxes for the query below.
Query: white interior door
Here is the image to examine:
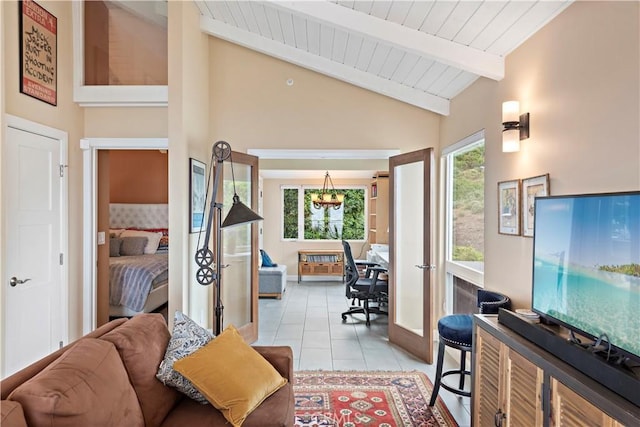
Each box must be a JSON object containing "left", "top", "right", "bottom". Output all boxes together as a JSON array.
[{"left": 3, "top": 122, "right": 66, "bottom": 377}]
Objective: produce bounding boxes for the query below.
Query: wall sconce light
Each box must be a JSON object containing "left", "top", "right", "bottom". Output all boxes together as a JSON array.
[{"left": 502, "top": 101, "right": 530, "bottom": 152}]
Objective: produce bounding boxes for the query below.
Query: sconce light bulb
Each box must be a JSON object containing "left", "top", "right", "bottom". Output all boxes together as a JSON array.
[
  {"left": 502, "top": 129, "right": 520, "bottom": 152},
  {"left": 502, "top": 101, "right": 520, "bottom": 123}
]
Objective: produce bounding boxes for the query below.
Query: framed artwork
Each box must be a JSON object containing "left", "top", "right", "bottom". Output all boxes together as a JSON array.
[
  {"left": 19, "top": 0, "right": 57, "bottom": 106},
  {"left": 498, "top": 179, "right": 521, "bottom": 235},
  {"left": 522, "top": 174, "right": 550, "bottom": 237},
  {"left": 189, "top": 158, "right": 206, "bottom": 233}
]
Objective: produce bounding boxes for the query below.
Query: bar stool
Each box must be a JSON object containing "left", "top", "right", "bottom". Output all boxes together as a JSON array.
[{"left": 428, "top": 290, "right": 511, "bottom": 406}]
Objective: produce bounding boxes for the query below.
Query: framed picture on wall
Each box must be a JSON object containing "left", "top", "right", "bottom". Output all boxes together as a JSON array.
[
  {"left": 522, "top": 174, "right": 550, "bottom": 237},
  {"left": 498, "top": 179, "right": 521, "bottom": 235},
  {"left": 19, "top": 0, "right": 57, "bottom": 106},
  {"left": 189, "top": 158, "right": 206, "bottom": 234}
]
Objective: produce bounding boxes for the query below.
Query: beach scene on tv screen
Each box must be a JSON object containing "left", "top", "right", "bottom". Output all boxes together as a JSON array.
[{"left": 532, "top": 194, "right": 640, "bottom": 359}]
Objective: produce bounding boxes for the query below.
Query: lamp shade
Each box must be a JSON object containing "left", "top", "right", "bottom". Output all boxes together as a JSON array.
[
  {"left": 502, "top": 129, "right": 520, "bottom": 152},
  {"left": 502, "top": 101, "right": 520, "bottom": 123},
  {"left": 221, "top": 194, "right": 263, "bottom": 228}
]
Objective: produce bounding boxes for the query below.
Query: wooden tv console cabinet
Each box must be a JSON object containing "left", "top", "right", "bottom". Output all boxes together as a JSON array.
[
  {"left": 297, "top": 250, "right": 344, "bottom": 283},
  {"left": 472, "top": 315, "right": 640, "bottom": 426}
]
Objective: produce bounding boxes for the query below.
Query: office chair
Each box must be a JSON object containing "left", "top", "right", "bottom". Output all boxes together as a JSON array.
[
  {"left": 428, "top": 289, "right": 511, "bottom": 406},
  {"left": 341, "top": 240, "right": 389, "bottom": 326}
]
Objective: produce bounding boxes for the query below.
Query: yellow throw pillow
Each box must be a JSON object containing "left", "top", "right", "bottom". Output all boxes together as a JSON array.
[{"left": 173, "top": 325, "right": 287, "bottom": 427}]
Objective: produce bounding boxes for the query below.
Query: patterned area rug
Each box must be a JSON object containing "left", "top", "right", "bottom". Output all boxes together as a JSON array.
[{"left": 294, "top": 370, "right": 459, "bottom": 427}]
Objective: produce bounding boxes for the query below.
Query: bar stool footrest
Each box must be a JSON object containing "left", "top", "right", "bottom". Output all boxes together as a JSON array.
[{"left": 440, "top": 370, "right": 472, "bottom": 397}]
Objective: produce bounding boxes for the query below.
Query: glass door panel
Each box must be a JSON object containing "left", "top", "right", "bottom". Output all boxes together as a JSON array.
[
  {"left": 394, "top": 160, "right": 424, "bottom": 335},
  {"left": 388, "top": 148, "right": 434, "bottom": 363},
  {"left": 220, "top": 152, "right": 259, "bottom": 342},
  {"left": 222, "top": 165, "right": 252, "bottom": 329}
]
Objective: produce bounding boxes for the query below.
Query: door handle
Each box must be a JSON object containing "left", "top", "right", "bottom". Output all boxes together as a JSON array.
[
  {"left": 415, "top": 264, "right": 436, "bottom": 270},
  {"left": 9, "top": 277, "right": 31, "bottom": 287}
]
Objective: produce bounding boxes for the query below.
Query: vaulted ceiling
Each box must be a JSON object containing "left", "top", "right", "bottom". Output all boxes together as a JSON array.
[{"left": 195, "top": 1, "right": 572, "bottom": 116}]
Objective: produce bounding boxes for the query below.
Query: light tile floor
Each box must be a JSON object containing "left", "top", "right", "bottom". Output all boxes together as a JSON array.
[{"left": 254, "top": 279, "right": 471, "bottom": 426}]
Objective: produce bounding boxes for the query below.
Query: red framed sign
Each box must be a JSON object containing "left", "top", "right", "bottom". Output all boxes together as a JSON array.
[{"left": 19, "top": 0, "right": 57, "bottom": 106}]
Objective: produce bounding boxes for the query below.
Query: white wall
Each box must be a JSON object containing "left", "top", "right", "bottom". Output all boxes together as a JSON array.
[
  {"left": 2, "top": 1, "right": 84, "bottom": 343},
  {"left": 168, "top": 0, "right": 212, "bottom": 328},
  {"left": 2, "top": 0, "right": 637, "bottom": 357},
  {"left": 440, "top": 1, "right": 640, "bottom": 309}
]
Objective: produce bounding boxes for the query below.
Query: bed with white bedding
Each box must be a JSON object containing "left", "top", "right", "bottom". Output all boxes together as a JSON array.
[{"left": 109, "top": 203, "right": 169, "bottom": 317}]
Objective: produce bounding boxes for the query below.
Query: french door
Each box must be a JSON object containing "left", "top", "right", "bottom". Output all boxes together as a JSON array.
[
  {"left": 388, "top": 148, "right": 435, "bottom": 363},
  {"left": 218, "top": 151, "right": 260, "bottom": 342}
]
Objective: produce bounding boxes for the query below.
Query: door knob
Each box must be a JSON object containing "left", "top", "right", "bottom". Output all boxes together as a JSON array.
[{"left": 9, "top": 277, "right": 31, "bottom": 287}]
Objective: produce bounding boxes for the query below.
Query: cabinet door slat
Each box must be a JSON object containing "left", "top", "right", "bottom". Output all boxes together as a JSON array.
[
  {"left": 474, "top": 328, "right": 502, "bottom": 427},
  {"left": 505, "top": 349, "right": 543, "bottom": 426},
  {"left": 551, "top": 379, "right": 618, "bottom": 427},
  {"left": 474, "top": 318, "right": 638, "bottom": 427}
]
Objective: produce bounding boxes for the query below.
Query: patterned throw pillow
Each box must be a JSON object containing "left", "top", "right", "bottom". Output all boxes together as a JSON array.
[{"left": 156, "top": 311, "right": 214, "bottom": 404}]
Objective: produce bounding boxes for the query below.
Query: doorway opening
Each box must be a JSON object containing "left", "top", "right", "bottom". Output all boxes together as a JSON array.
[{"left": 81, "top": 138, "right": 168, "bottom": 334}]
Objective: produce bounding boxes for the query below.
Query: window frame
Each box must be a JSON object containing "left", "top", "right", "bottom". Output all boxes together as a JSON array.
[
  {"left": 442, "top": 130, "right": 485, "bottom": 313},
  {"left": 281, "top": 184, "right": 368, "bottom": 242},
  {"left": 71, "top": 1, "right": 168, "bottom": 107}
]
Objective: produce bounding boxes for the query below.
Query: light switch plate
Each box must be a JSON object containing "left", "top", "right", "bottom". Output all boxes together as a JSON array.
[{"left": 97, "top": 231, "right": 106, "bottom": 245}]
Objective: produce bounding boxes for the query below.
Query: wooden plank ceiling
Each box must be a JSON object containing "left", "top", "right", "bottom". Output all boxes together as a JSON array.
[{"left": 195, "top": 0, "right": 572, "bottom": 115}]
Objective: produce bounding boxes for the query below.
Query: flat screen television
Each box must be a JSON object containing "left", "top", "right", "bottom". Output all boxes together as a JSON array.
[{"left": 531, "top": 191, "right": 640, "bottom": 364}]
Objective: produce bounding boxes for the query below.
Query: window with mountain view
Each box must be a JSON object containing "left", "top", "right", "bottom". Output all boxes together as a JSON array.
[
  {"left": 282, "top": 187, "right": 365, "bottom": 241},
  {"left": 443, "top": 131, "right": 485, "bottom": 313},
  {"left": 451, "top": 142, "right": 485, "bottom": 266}
]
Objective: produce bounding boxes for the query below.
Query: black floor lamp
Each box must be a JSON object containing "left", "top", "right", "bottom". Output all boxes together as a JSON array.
[{"left": 195, "top": 141, "right": 263, "bottom": 335}]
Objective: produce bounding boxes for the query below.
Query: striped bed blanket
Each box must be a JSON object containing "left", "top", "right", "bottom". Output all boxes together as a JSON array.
[{"left": 109, "top": 253, "right": 168, "bottom": 311}]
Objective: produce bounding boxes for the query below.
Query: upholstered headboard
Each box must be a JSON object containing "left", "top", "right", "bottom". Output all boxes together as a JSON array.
[{"left": 109, "top": 203, "right": 168, "bottom": 229}]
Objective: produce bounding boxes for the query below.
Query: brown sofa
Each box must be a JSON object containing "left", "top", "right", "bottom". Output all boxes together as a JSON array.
[{"left": 0, "top": 314, "right": 294, "bottom": 427}]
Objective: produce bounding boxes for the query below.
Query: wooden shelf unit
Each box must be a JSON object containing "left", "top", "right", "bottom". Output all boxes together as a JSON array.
[
  {"left": 369, "top": 171, "right": 389, "bottom": 244},
  {"left": 298, "top": 250, "right": 344, "bottom": 283},
  {"left": 472, "top": 315, "right": 639, "bottom": 427}
]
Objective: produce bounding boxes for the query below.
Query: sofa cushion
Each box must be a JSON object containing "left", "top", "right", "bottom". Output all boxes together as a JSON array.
[
  {"left": 173, "top": 325, "right": 287, "bottom": 427},
  {"left": 156, "top": 311, "right": 214, "bottom": 404},
  {"left": 7, "top": 338, "right": 144, "bottom": 427},
  {"left": 1, "top": 400, "right": 27, "bottom": 427},
  {"left": 100, "top": 313, "right": 180, "bottom": 427},
  {"left": 159, "top": 384, "right": 294, "bottom": 427},
  {"left": 1, "top": 318, "right": 128, "bottom": 400}
]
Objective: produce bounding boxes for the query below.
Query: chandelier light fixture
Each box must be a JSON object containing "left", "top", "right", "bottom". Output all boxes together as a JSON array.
[{"left": 311, "top": 171, "right": 345, "bottom": 210}]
